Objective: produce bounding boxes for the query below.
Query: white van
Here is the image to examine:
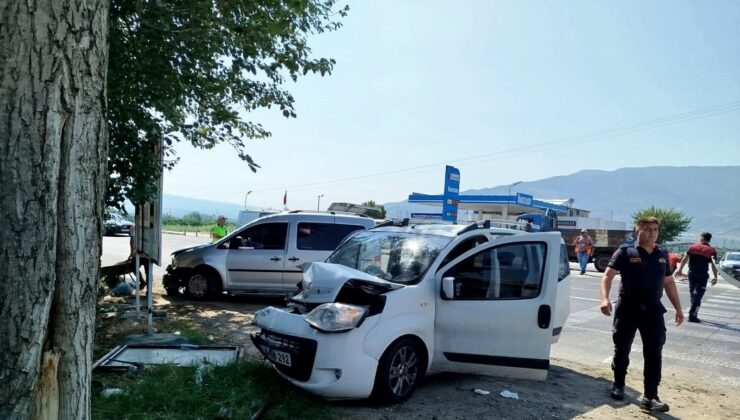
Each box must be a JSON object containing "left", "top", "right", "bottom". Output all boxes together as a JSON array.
[
  {"left": 163, "top": 211, "right": 375, "bottom": 298},
  {"left": 252, "top": 220, "right": 571, "bottom": 402}
]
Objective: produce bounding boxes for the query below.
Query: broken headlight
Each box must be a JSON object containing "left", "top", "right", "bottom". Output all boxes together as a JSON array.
[{"left": 305, "top": 303, "right": 367, "bottom": 333}]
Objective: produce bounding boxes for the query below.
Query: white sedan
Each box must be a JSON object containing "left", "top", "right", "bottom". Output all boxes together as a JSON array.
[{"left": 719, "top": 252, "right": 740, "bottom": 279}]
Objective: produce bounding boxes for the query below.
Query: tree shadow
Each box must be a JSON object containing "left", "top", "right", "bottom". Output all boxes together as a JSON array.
[{"left": 333, "top": 364, "right": 681, "bottom": 419}]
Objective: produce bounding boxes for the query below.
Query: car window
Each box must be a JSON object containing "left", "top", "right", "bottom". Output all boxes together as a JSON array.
[
  {"left": 442, "top": 242, "right": 546, "bottom": 300},
  {"left": 297, "top": 223, "right": 365, "bottom": 251},
  {"left": 558, "top": 243, "right": 570, "bottom": 282},
  {"left": 234, "top": 223, "right": 288, "bottom": 250},
  {"left": 326, "top": 231, "right": 452, "bottom": 285},
  {"left": 438, "top": 235, "right": 489, "bottom": 268}
]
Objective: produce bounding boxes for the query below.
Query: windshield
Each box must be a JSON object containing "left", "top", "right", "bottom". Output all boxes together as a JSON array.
[
  {"left": 726, "top": 253, "right": 740, "bottom": 261},
  {"left": 326, "top": 230, "right": 452, "bottom": 285}
]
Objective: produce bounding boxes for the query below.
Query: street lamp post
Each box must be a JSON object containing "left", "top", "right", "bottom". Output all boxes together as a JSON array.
[
  {"left": 244, "top": 190, "right": 252, "bottom": 209},
  {"left": 317, "top": 194, "right": 324, "bottom": 211},
  {"left": 506, "top": 181, "right": 522, "bottom": 219}
]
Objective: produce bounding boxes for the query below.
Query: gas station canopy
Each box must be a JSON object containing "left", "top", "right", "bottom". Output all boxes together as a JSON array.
[{"left": 407, "top": 192, "right": 569, "bottom": 219}]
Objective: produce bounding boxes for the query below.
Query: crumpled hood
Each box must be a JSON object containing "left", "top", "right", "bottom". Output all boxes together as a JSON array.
[{"left": 293, "top": 262, "right": 403, "bottom": 304}]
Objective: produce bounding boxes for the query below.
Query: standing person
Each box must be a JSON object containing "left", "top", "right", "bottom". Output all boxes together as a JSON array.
[
  {"left": 211, "top": 215, "right": 228, "bottom": 243},
  {"left": 573, "top": 228, "right": 593, "bottom": 275},
  {"left": 675, "top": 232, "right": 718, "bottom": 323},
  {"left": 599, "top": 216, "right": 683, "bottom": 412},
  {"left": 667, "top": 252, "right": 683, "bottom": 275}
]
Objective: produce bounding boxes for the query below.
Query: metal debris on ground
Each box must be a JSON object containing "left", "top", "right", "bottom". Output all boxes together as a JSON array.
[{"left": 93, "top": 344, "right": 243, "bottom": 372}]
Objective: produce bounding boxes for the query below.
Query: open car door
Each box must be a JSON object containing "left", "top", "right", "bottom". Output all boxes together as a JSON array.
[{"left": 433, "top": 232, "right": 561, "bottom": 380}]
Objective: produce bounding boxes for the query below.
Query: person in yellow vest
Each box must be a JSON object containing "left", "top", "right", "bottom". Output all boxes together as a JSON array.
[{"left": 211, "top": 215, "right": 228, "bottom": 243}]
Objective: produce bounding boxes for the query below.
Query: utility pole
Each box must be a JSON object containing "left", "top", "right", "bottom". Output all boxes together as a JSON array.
[
  {"left": 244, "top": 190, "right": 252, "bottom": 209},
  {"left": 506, "top": 181, "right": 522, "bottom": 219},
  {"left": 317, "top": 194, "right": 324, "bottom": 211}
]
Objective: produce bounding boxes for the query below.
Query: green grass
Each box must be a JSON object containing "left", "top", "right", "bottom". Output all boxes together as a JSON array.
[{"left": 92, "top": 361, "right": 332, "bottom": 419}]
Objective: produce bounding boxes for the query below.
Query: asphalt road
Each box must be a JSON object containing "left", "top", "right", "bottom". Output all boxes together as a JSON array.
[
  {"left": 101, "top": 231, "right": 207, "bottom": 287},
  {"left": 553, "top": 263, "right": 740, "bottom": 388},
  {"left": 101, "top": 234, "right": 740, "bottom": 387}
]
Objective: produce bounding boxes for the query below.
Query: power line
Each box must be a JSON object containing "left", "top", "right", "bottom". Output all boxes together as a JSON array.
[{"left": 198, "top": 100, "right": 740, "bottom": 198}]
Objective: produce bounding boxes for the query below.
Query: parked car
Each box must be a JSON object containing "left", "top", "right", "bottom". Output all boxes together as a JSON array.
[
  {"left": 252, "top": 220, "right": 571, "bottom": 403},
  {"left": 718, "top": 251, "right": 740, "bottom": 279},
  {"left": 163, "top": 211, "right": 376, "bottom": 298},
  {"left": 103, "top": 213, "right": 133, "bottom": 236}
]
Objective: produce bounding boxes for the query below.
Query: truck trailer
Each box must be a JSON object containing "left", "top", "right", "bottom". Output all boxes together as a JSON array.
[{"left": 517, "top": 213, "right": 633, "bottom": 272}]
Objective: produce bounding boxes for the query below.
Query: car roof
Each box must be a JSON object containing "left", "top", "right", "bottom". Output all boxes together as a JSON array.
[
  {"left": 371, "top": 223, "right": 523, "bottom": 238},
  {"left": 255, "top": 211, "right": 375, "bottom": 224}
]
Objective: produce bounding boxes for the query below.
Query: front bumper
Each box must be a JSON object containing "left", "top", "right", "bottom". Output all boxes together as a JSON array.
[
  {"left": 251, "top": 306, "right": 381, "bottom": 399},
  {"left": 720, "top": 265, "right": 740, "bottom": 278},
  {"left": 163, "top": 265, "right": 190, "bottom": 289}
]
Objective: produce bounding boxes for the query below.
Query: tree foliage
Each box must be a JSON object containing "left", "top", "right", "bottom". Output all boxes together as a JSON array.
[
  {"left": 362, "top": 200, "right": 387, "bottom": 219},
  {"left": 107, "top": 0, "right": 349, "bottom": 207},
  {"left": 632, "top": 206, "right": 692, "bottom": 243}
]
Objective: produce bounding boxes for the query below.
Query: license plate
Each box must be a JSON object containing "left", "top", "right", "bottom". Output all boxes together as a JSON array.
[{"left": 268, "top": 350, "right": 292, "bottom": 367}]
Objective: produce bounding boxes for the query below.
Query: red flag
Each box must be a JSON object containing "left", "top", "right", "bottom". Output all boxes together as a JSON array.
[{"left": 283, "top": 190, "right": 287, "bottom": 205}]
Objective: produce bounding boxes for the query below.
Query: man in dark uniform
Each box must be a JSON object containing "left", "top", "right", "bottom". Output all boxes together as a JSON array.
[
  {"left": 599, "top": 216, "right": 684, "bottom": 412},
  {"left": 675, "top": 232, "right": 718, "bottom": 322}
]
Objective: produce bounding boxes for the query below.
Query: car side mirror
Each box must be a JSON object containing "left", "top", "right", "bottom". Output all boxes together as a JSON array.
[{"left": 442, "top": 276, "right": 455, "bottom": 299}]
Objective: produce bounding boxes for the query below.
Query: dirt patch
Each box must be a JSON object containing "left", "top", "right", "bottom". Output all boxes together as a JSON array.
[{"left": 95, "top": 292, "right": 739, "bottom": 419}]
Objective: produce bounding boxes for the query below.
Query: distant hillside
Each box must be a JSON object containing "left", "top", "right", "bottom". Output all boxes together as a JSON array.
[
  {"left": 385, "top": 166, "right": 740, "bottom": 244},
  {"left": 124, "top": 195, "right": 252, "bottom": 221}
]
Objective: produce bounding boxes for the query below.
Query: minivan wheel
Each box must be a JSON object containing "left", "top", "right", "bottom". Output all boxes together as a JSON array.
[
  {"left": 185, "top": 271, "right": 212, "bottom": 299},
  {"left": 372, "top": 338, "right": 425, "bottom": 404},
  {"left": 594, "top": 254, "right": 611, "bottom": 273}
]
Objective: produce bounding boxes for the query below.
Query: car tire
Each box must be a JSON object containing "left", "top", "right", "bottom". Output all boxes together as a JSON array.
[
  {"left": 594, "top": 253, "right": 611, "bottom": 273},
  {"left": 372, "top": 337, "right": 426, "bottom": 404},
  {"left": 184, "top": 269, "right": 221, "bottom": 299}
]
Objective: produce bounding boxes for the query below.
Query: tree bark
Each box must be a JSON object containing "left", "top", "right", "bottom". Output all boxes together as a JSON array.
[{"left": 0, "top": 1, "right": 109, "bottom": 419}]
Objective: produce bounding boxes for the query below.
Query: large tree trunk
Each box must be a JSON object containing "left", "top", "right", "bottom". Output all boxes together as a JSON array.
[{"left": 0, "top": 1, "right": 109, "bottom": 419}]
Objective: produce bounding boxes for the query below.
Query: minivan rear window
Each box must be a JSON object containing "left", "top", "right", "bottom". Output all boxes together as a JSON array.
[{"left": 297, "top": 223, "right": 365, "bottom": 251}]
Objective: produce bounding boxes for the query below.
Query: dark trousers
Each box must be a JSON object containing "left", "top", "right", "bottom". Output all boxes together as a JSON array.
[
  {"left": 611, "top": 301, "right": 666, "bottom": 399},
  {"left": 688, "top": 273, "right": 709, "bottom": 318}
]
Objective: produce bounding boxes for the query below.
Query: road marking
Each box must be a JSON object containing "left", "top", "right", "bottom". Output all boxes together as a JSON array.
[
  {"left": 707, "top": 297, "right": 740, "bottom": 304},
  {"left": 571, "top": 287, "right": 600, "bottom": 292},
  {"left": 571, "top": 296, "right": 602, "bottom": 302}
]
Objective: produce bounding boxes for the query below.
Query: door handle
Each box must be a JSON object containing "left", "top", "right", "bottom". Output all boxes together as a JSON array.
[
  {"left": 288, "top": 257, "right": 300, "bottom": 262},
  {"left": 270, "top": 257, "right": 281, "bottom": 262},
  {"left": 537, "top": 305, "right": 551, "bottom": 329}
]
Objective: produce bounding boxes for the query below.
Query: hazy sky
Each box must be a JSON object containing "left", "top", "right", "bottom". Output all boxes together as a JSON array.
[{"left": 164, "top": 0, "right": 740, "bottom": 211}]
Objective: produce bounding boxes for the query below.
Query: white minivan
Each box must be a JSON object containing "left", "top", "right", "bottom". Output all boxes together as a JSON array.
[
  {"left": 252, "top": 220, "right": 571, "bottom": 403},
  {"left": 163, "top": 211, "right": 375, "bottom": 298}
]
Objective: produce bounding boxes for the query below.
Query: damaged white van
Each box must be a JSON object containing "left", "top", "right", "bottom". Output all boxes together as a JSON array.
[{"left": 252, "top": 220, "right": 571, "bottom": 403}]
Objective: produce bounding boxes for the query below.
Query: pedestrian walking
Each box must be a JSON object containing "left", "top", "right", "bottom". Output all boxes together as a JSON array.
[
  {"left": 573, "top": 228, "right": 592, "bottom": 274},
  {"left": 675, "top": 232, "right": 718, "bottom": 323},
  {"left": 599, "top": 216, "right": 683, "bottom": 412},
  {"left": 211, "top": 215, "right": 228, "bottom": 243}
]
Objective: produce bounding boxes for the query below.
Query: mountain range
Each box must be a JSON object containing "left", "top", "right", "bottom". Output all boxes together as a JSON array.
[{"left": 384, "top": 166, "right": 740, "bottom": 245}]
